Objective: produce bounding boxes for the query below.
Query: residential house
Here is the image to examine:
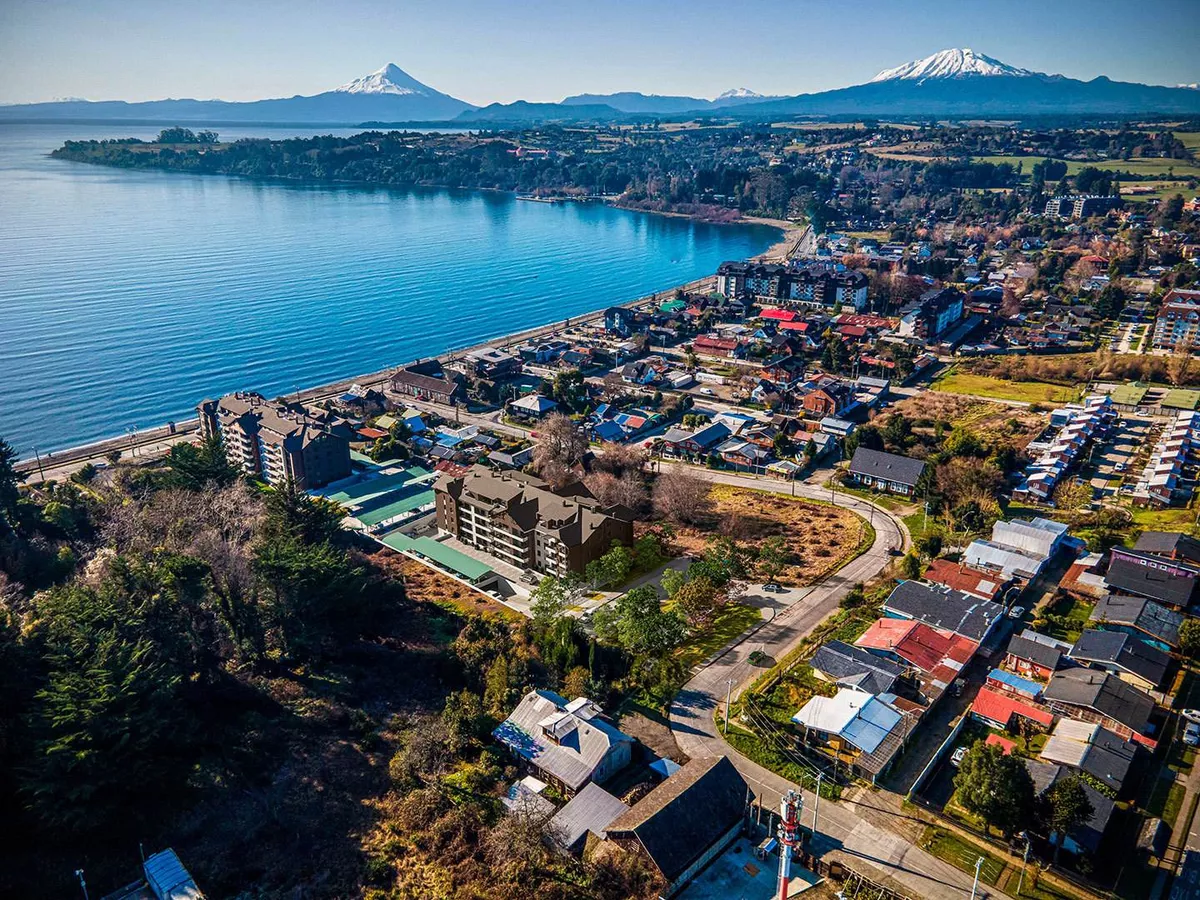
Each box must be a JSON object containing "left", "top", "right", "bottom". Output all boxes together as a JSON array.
[
  {"left": 1004, "top": 633, "right": 1065, "bottom": 682},
  {"left": 691, "top": 334, "right": 744, "bottom": 359},
  {"left": 791, "top": 688, "right": 909, "bottom": 783},
  {"left": 493, "top": 691, "right": 634, "bottom": 794},
  {"left": 509, "top": 394, "right": 559, "bottom": 420},
  {"left": 882, "top": 580, "right": 1004, "bottom": 644},
  {"left": 923, "top": 558, "right": 1013, "bottom": 603},
  {"left": 810, "top": 640, "right": 905, "bottom": 695},
  {"left": 1024, "top": 758, "right": 1115, "bottom": 855},
  {"left": 547, "top": 782, "right": 629, "bottom": 855},
  {"left": 1106, "top": 547, "right": 1199, "bottom": 610},
  {"left": 846, "top": 447, "right": 926, "bottom": 497},
  {"left": 801, "top": 376, "right": 855, "bottom": 419},
  {"left": 390, "top": 359, "right": 466, "bottom": 406},
  {"left": 970, "top": 686, "right": 1054, "bottom": 732},
  {"left": 855, "top": 618, "right": 978, "bottom": 700},
  {"left": 659, "top": 421, "right": 732, "bottom": 459},
  {"left": 465, "top": 347, "right": 522, "bottom": 380},
  {"left": 1039, "top": 718, "right": 1138, "bottom": 797},
  {"left": 1089, "top": 593, "right": 1182, "bottom": 653},
  {"left": 197, "top": 392, "right": 353, "bottom": 490},
  {"left": 1134, "top": 531, "right": 1200, "bottom": 566},
  {"left": 1043, "top": 668, "right": 1158, "bottom": 748},
  {"left": 965, "top": 517, "right": 1069, "bottom": 580},
  {"left": 434, "top": 465, "right": 634, "bottom": 577},
  {"left": 1069, "top": 630, "right": 1170, "bottom": 692},
  {"left": 604, "top": 756, "right": 749, "bottom": 898}
]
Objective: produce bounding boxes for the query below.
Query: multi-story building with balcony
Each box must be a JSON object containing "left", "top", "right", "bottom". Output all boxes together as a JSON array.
[
  {"left": 715, "top": 261, "right": 869, "bottom": 311},
  {"left": 896, "top": 287, "right": 965, "bottom": 342},
  {"left": 1152, "top": 289, "right": 1200, "bottom": 351},
  {"left": 433, "top": 465, "right": 634, "bottom": 577},
  {"left": 197, "top": 392, "right": 352, "bottom": 490}
]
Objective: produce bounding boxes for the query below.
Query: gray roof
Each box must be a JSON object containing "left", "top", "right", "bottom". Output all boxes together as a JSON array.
[
  {"left": 1040, "top": 719, "right": 1137, "bottom": 793},
  {"left": 848, "top": 447, "right": 927, "bottom": 487},
  {"left": 1006, "top": 634, "right": 1063, "bottom": 672},
  {"left": 548, "top": 782, "right": 629, "bottom": 852},
  {"left": 811, "top": 640, "right": 904, "bottom": 695},
  {"left": 1091, "top": 593, "right": 1182, "bottom": 647},
  {"left": 1021, "top": 760, "right": 1115, "bottom": 853},
  {"left": 1106, "top": 555, "right": 1197, "bottom": 608},
  {"left": 884, "top": 580, "right": 1004, "bottom": 643},
  {"left": 605, "top": 756, "right": 748, "bottom": 883},
  {"left": 143, "top": 849, "right": 203, "bottom": 900},
  {"left": 1044, "top": 668, "right": 1155, "bottom": 734},
  {"left": 1070, "top": 630, "right": 1170, "bottom": 687},
  {"left": 493, "top": 690, "right": 633, "bottom": 791},
  {"left": 1135, "top": 531, "right": 1200, "bottom": 565}
]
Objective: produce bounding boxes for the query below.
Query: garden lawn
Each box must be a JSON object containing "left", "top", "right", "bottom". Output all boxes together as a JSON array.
[
  {"left": 972, "top": 154, "right": 1200, "bottom": 179},
  {"left": 932, "top": 370, "right": 1083, "bottom": 405}
]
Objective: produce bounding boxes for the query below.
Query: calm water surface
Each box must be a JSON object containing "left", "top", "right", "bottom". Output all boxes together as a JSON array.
[{"left": 0, "top": 123, "right": 778, "bottom": 456}]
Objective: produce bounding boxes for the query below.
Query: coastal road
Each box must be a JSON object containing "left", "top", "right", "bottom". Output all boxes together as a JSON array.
[{"left": 664, "top": 468, "right": 1011, "bottom": 899}]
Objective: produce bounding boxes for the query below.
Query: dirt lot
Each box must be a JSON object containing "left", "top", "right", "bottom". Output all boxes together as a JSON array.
[
  {"left": 672, "top": 485, "right": 867, "bottom": 587},
  {"left": 366, "top": 548, "right": 519, "bottom": 619},
  {"left": 890, "top": 392, "right": 1048, "bottom": 452}
]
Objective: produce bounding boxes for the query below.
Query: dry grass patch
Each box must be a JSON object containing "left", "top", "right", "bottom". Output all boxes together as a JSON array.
[
  {"left": 891, "top": 392, "right": 1047, "bottom": 451},
  {"left": 371, "top": 551, "right": 517, "bottom": 619},
  {"left": 672, "top": 485, "right": 866, "bottom": 587}
]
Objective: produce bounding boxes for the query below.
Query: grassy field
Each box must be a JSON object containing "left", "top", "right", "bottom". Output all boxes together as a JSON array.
[
  {"left": 1130, "top": 505, "right": 1199, "bottom": 535},
  {"left": 920, "top": 826, "right": 1007, "bottom": 886},
  {"left": 972, "top": 154, "right": 1200, "bottom": 179},
  {"left": 932, "top": 370, "right": 1083, "bottom": 405}
]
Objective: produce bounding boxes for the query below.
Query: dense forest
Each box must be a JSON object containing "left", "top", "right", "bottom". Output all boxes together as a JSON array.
[{"left": 0, "top": 437, "right": 665, "bottom": 899}]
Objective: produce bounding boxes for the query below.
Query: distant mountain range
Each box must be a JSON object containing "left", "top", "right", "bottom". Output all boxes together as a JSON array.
[{"left": 3, "top": 50, "right": 1200, "bottom": 126}]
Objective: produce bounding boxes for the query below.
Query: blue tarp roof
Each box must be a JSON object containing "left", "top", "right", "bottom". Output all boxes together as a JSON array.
[{"left": 987, "top": 667, "right": 1044, "bottom": 698}]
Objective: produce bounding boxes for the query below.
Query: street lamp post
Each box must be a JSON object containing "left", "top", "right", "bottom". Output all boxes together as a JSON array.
[
  {"left": 1017, "top": 833, "right": 1031, "bottom": 896},
  {"left": 75, "top": 869, "right": 89, "bottom": 900},
  {"left": 970, "top": 856, "right": 984, "bottom": 900},
  {"left": 724, "top": 677, "right": 734, "bottom": 734},
  {"left": 813, "top": 772, "right": 823, "bottom": 837}
]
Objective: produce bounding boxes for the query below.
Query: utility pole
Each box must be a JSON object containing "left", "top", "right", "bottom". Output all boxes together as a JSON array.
[
  {"left": 1017, "top": 833, "right": 1030, "bottom": 896},
  {"left": 33, "top": 448, "right": 45, "bottom": 482},
  {"left": 970, "top": 856, "right": 984, "bottom": 900},
  {"left": 813, "top": 772, "right": 823, "bottom": 836},
  {"left": 74, "top": 869, "right": 89, "bottom": 900},
  {"left": 724, "top": 677, "right": 734, "bottom": 734}
]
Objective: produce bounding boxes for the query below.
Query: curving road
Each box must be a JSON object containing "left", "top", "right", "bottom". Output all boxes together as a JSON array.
[{"left": 666, "top": 465, "right": 1011, "bottom": 899}]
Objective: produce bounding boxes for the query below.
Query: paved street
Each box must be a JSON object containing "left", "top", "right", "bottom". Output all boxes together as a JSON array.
[{"left": 665, "top": 468, "right": 1012, "bottom": 899}]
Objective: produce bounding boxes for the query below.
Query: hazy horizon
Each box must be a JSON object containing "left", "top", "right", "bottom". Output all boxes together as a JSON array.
[{"left": 1, "top": 0, "right": 1197, "bottom": 106}]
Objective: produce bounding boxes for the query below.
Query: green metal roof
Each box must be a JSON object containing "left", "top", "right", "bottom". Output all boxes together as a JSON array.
[
  {"left": 354, "top": 488, "right": 436, "bottom": 526},
  {"left": 1163, "top": 390, "right": 1200, "bottom": 411},
  {"left": 659, "top": 298, "right": 687, "bottom": 312},
  {"left": 407, "top": 537, "right": 493, "bottom": 581},
  {"left": 374, "top": 414, "right": 398, "bottom": 430},
  {"left": 1108, "top": 384, "right": 1148, "bottom": 406}
]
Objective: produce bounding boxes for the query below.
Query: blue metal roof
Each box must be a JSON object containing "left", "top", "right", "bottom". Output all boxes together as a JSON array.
[{"left": 987, "top": 667, "right": 1044, "bottom": 698}]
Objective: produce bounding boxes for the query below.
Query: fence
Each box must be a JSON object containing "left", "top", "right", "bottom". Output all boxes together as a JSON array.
[{"left": 909, "top": 712, "right": 967, "bottom": 796}]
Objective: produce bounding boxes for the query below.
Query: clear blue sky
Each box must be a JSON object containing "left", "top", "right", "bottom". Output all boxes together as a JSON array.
[{"left": 1, "top": 0, "right": 1196, "bottom": 105}]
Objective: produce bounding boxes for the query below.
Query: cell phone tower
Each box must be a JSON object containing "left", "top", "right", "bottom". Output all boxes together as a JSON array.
[{"left": 777, "top": 788, "right": 803, "bottom": 900}]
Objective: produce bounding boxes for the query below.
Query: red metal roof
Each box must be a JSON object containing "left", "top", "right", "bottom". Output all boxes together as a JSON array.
[
  {"left": 780, "top": 320, "right": 811, "bottom": 332},
  {"left": 761, "top": 307, "right": 798, "bottom": 322},
  {"left": 693, "top": 336, "right": 738, "bottom": 351},
  {"left": 924, "top": 559, "right": 1006, "bottom": 602},
  {"left": 837, "top": 325, "right": 868, "bottom": 338},
  {"left": 971, "top": 686, "right": 1054, "bottom": 728},
  {"left": 356, "top": 426, "right": 388, "bottom": 440},
  {"left": 985, "top": 733, "right": 1016, "bottom": 755}
]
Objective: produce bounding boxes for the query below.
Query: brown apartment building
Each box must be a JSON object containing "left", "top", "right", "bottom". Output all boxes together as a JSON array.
[
  {"left": 197, "top": 392, "right": 353, "bottom": 490},
  {"left": 434, "top": 465, "right": 634, "bottom": 577}
]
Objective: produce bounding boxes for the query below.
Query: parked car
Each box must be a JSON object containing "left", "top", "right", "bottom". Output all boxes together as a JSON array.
[
  {"left": 699, "top": 387, "right": 715, "bottom": 396},
  {"left": 951, "top": 746, "right": 969, "bottom": 767},
  {"left": 1181, "top": 709, "right": 1200, "bottom": 725},
  {"left": 762, "top": 582, "right": 785, "bottom": 594},
  {"left": 1185, "top": 723, "right": 1200, "bottom": 747},
  {"left": 1008, "top": 605, "right": 1026, "bottom": 620}
]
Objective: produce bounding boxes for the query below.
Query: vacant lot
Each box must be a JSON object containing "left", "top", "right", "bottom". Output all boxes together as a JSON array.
[
  {"left": 370, "top": 550, "right": 519, "bottom": 619},
  {"left": 891, "top": 392, "right": 1049, "bottom": 452},
  {"left": 932, "top": 370, "right": 1083, "bottom": 405},
  {"left": 673, "top": 485, "right": 868, "bottom": 587}
]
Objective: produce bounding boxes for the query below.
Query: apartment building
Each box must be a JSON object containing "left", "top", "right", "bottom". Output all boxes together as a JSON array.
[
  {"left": 1044, "top": 195, "right": 1120, "bottom": 220},
  {"left": 715, "top": 261, "right": 868, "bottom": 311},
  {"left": 896, "top": 287, "right": 965, "bottom": 342},
  {"left": 197, "top": 392, "right": 353, "bottom": 489},
  {"left": 1152, "top": 289, "right": 1200, "bottom": 351},
  {"left": 433, "top": 465, "right": 634, "bottom": 577}
]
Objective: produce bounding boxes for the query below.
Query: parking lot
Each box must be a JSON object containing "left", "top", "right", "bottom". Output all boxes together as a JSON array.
[{"left": 1080, "top": 414, "right": 1153, "bottom": 498}]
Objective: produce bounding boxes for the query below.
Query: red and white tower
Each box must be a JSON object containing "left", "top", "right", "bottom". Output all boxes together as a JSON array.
[{"left": 777, "top": 789, "right": 803, "bottom": 900}]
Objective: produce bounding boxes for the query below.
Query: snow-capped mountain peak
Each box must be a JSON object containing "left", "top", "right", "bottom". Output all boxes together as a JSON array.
[
  {"left": 717, "top": 88, "right": 764, "bottom": 100},
  {"left": 335, "top": 64, "right": 433, "bottom": 96},
  {"left": 870, "top": 48, "right": 1035, "bottom": 83}
]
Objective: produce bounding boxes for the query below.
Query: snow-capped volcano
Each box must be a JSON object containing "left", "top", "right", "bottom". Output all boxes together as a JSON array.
[
  {"left": 717, "top": 88, "right": 765, "bottom": 100},
  {"left": 335, "top": 63, "right": 437, "bottom": 96},
  {"left": 870, "top": 48, "right": 1036, "bottom": 83}
]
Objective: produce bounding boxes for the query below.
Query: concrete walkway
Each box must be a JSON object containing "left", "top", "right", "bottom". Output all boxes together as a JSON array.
[{"left": 665, "top": 468, "right": 1012, "bottom": 899}]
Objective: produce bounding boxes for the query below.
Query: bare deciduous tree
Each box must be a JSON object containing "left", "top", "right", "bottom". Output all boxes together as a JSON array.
[
  {"left": 585, "top": 470, "right": 649, "bottom": 513},
  {"left": 652, "top": 469, "right": 712, "bottom": 524},
  {"left": 533, "top": 413, "right": 587, "bottom": 486}
]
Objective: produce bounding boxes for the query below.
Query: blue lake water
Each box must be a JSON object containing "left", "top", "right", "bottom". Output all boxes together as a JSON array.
[{"left": 0, "top": 123, "right": 778, "bottom": 456}]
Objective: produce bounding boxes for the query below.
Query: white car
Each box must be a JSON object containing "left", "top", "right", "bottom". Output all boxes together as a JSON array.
[
  {"left": 699, "top": 387, "right": 715, "bottom": 395},
  {"left": 1007, "top": 605, "right": 1026, "bottom": 620},
  {"left": 1181, "top": 709, "right": 1200, "bottom": 725},
  {"left": 951, "top": 746, "right": 969, "bottom": 767}
]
